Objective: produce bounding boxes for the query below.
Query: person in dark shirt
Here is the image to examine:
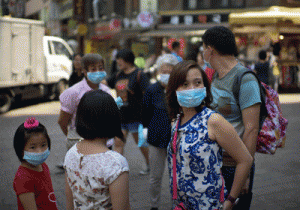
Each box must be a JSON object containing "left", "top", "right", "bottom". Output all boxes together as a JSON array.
[
  {"left": 141, "top": 54, "right": 178, "bottom": 210},
  {"left": 254, "top": 50, "right": 270, "bottom": 85},
  {"left": 107, "top": 49, "right": 150, "bottom": 174},
  {"left": 68, "top": 54, "right": 84, "bottom": 87}
]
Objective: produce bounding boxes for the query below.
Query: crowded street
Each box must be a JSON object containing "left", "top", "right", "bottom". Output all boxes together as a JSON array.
[{"left": 0, "top": 94, "right": 299, "bottom": 209}]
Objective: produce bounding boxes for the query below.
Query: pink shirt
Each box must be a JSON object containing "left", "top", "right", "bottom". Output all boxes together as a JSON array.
[{"left": 60, "top": 78, "right": 111, "bottom": 137}]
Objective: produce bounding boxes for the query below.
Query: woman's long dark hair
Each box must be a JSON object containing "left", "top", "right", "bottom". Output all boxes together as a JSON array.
[{"left": 166, "top": 60, "right": 213, "bottom": 120}]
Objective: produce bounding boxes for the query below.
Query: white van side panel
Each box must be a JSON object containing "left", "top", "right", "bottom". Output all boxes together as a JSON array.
[
  {"left": 31, "top": 24, "right": 46, "bottom": 83},
  {"left": 0, "top": 19, "right": 12, "bottom": 83},
  {"left": 11, "top": 22, "right": 31, "bottom": 83}
]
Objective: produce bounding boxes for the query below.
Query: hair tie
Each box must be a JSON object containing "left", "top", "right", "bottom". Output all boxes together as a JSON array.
[{"left": 24, "top": 117, "right": 39, "bottom": 129}]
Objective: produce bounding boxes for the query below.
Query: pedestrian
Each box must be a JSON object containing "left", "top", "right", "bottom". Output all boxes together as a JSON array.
[
  {"left": 110, "top": 45, "right": 119, "bottom": 76},
  {"left": 57, "top": 53, "right": 123, "bottom": 169},
  {"left": 68, "top": 53, "right": 84, "bottom": 87},
  {"left": 171, "top": 41, "right": 183, "bottom": 62},
  {"left": 13, "top": 117, "right": 58, "bottom": 210},
  {"left": 202, "top": 26, "right": 261, "bottom": 209},
  {"left": 107, "top": 49, "right": 150, "bottom": 174},
  {"left": 166, "top": 60, "right": 253, "bottom": 210},
  {"left": 64, "top": 90, "right": 130, "bottom": 210},
  {"left": 141, "top": 53, "right": 179, "bottom": 210},
  {"left": 254, "top": 50, "right": 270, "bottom": 85},
  {"left": 197, "top": 49, "right": 215, "bottom": 83}
]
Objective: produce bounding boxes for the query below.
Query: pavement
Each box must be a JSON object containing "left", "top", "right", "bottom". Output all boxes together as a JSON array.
[{"left": 0, "top": 93, "right": 300, "bottom": 210}]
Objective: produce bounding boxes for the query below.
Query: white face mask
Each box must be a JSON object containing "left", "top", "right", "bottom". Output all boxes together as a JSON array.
[{"left": 158, "top": 74, "right": 170, "bottom": 85}]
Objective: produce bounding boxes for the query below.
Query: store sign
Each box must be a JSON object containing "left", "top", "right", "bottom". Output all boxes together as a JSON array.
[
  {"left": 109, "top": 19, "right": 122, "bottom": 32},
  {"left": 73, "top": 0, "right": 85, "bottom": 22},
  {"left": 184, "top": 15, "right": 193, "bottom": 25},
  {"left": 137, "top": 11, "right": 154, "bottom": 28},
  {"left": 162, "top": 13, "right": 228, "bottom": 25},
  {"left": 198, "top": 15, "right": 207, "bottom": 23},
  {"left": 171, "top": 16, "right": 179, "bottom": 25}
]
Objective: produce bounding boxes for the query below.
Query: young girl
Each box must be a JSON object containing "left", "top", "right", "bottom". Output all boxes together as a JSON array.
[
  {"left": 13, "top": 117, "right": 58, "bottom": 210},
  {"left": 64, "top": 90, "right": 130, "bottom": 210},
  {"left": 166, "top": 60, "right": 253, "bottom": 210}
]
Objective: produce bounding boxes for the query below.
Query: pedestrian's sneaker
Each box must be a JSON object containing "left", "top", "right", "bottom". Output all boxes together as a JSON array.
[{"left": 139, "top": 166, "right": 150, "bottom": 175}]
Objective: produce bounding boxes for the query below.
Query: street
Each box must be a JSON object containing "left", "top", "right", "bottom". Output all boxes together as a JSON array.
[{"left": 0, "top": 95, "right": 299, "bottom": 210}]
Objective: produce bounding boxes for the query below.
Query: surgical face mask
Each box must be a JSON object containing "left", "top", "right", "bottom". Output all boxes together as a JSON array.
[
  {"left": 201, "top": 63, "right": 208, "bottom": 70},
  {"left": 203, "top": 49, "right": 213, "bottom": 69},
  {"left": 23, "top": 148, "right": 50, "bottom": 166},
  {"left": 87, "top": 71, "right": 107, "bottom": 84},
  {"left": 158, "top": 74, "right": 170, "bottom": 85},
  {"left": 176, "top": 87, "right": 207, "bottom": 108}
]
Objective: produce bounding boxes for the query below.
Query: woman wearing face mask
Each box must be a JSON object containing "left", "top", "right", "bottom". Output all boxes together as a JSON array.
[
  {"left": 141, "top": 54, "right": 178, "bottom": 210},
  {"left": 57, "top": 54, "right": 124, "bottom": 168},
  {"left": 166, "top": 60, "right": 253, "bottom": 210}
]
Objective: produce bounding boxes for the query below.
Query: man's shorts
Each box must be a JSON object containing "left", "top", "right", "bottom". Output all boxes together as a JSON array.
[{"left": 121, "top": 122, "right": 140, "bottom": 133}]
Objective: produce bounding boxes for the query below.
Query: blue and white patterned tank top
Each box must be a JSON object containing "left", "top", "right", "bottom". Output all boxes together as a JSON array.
[{"left": 167, "top": 107, "right": 224, "bottom": 210}]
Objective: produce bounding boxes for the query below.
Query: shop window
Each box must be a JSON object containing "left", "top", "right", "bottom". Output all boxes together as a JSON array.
[
  {"left": 231, "top": 0, "right": 245, "bottom": 8},
  {"left": 114, "top": 0, "right": 125, "bottom": 17},
  {"left": 183, "top": 0, "right": 210, "bottom": 10}
]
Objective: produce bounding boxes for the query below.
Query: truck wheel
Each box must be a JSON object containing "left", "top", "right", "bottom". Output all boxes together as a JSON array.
[
  {"left": 0, "top": 93, "right": 12, "bottom": 113},
  {"left": 56, "top": 80, "right": 68, "bottom": 100}
]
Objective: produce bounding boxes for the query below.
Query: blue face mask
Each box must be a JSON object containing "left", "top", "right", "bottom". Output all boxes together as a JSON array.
[
  {"left": 201, "top": 63, "right": 208, "bottom": 70},
  {"left": 204, "top": 61, "right": 212, "bottom": 69},
  {"left": 176, "top": 87, "right": 207, "bottom": 108},
  {"left": 159, "top": 74, "right": 170, "bottom": 85},
  {"left": 87, "top": 71, "right": 107, "bottom": 84},
  {"left": 23, "top": 148, "right": 50, "bottom": 166}
]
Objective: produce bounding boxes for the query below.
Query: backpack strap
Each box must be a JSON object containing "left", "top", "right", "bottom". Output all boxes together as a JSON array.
[{"left": 232, "top": 70, "right": 267, "bottom": 130}]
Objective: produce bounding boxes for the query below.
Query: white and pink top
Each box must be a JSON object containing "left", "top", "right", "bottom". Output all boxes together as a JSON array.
[{"left": 60, "top": 78, "right": 111, "bottom": 139}]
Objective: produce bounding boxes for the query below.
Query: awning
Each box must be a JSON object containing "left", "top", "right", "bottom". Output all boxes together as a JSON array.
[
  {"left": 140, "top": 29, "right": 206, "bottom": 37},
  {"left": 229, "top": 6, "right": 300, "bottom": 25}
]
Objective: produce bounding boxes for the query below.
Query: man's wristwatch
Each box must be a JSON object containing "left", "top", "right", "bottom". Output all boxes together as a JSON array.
[{"left": 226, "top": 194, "right": 238, "bottom": 205}]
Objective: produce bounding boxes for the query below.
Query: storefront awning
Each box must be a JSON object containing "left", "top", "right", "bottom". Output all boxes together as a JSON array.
[
  {"left": 140, "top": 29, "right": 206, "bottom": 37},
  {"left": 229, "top": 6, "right": 300, "bottom": 25}
]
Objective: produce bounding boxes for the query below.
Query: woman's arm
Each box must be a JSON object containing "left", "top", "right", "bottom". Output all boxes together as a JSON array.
[
  {"left": 65, "top": 173, "right": 74, "bottom": 210},
  {"left": 109, "top": 172, "right": 130, "bottom": 210},
  {"left": 208, "top": 113, "right": 253, "bottom": 201},
  {"left": 19, "top": 192, "right": 38, "bottom": 210}
]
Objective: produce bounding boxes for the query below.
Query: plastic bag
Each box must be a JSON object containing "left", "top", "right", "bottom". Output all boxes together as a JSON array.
[{"left": 138, "top": 124, "right": 148, "bottom": 147}]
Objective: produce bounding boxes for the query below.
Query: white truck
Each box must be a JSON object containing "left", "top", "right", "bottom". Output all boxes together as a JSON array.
[{"left": 0, "top": 17, "right": 74, "bottom": 113}]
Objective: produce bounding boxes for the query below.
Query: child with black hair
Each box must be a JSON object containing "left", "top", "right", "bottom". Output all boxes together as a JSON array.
[
  {"left": 13, "top": 117, "right": 58, "bottom": 210},
  {"left": 64, "top": 90, "right": 130, "bottom": 210}
]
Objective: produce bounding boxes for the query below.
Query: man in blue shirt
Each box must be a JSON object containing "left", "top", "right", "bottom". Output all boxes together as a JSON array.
[
  {"left": 202, "top": 26, "right": 261, "bottom": 210},
  {"left": 171, "top": 41, "right": 183, "bottom": 62}
]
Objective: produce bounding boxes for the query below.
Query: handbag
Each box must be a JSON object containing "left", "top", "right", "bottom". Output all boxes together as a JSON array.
[
  {"left": 172, "top": 114, "right": 225, "bottom": 210},
  {"left": 172, "top": 115, "right": 187, "bottom": 210}
]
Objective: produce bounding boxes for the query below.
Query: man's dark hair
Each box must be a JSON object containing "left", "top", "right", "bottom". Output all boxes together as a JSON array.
[
  {"left": 258, "top": 50, "right": 267, "bottom": 60},
  {"left": 81, "top": 53, "right": 104, "bottom": 70},
  {"left": 202, "top": 26, "right": 238, "bottom": 56},
  {"left": 13, "top": 123, "right": 51, "bottom": 162},
  {"left": 76, "top": 90, "right": 124, "bottom": 141},
  {"left": 116, "top": 49, "right": 135, "bottom": 65},
  {"left": 172, "top": 41, "right": 180, "bottom": 50}
]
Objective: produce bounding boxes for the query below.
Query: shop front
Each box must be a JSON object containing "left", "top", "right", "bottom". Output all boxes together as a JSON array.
[
  {"left": 229, "top": 6, "right": 300, "bottom": 92},
  {"left": 140, "top": 9, "right": 231, "bottom": 61}
]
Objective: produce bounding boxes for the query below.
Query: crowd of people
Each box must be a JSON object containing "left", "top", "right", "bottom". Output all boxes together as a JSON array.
[{"left": 12, "top": 26, "right": 267, "bottom": 210}]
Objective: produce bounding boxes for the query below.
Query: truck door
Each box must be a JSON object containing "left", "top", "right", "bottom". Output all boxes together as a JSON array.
[
  {"left": 44, "top": 37, "right": 73, "bottom": 83},
  {"left": 11, "top": 23, "right": 31, "bottom": 84}
]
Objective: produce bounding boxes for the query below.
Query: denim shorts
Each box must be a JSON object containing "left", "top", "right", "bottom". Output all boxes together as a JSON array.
[{"left": 121, "top": 122, "right": 140, "bottom": 133}]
